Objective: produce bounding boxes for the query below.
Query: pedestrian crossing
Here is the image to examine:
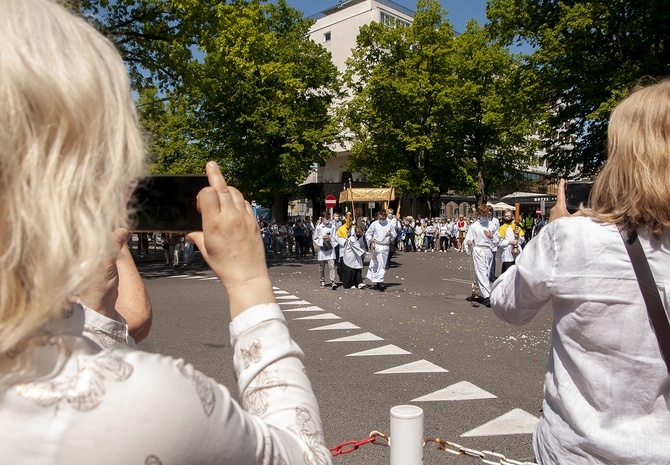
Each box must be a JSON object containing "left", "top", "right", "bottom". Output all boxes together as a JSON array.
[
  {"left": 139, "top": 264, "right": 540, "bottom": 438},
  {"left": 272, "top": 286, "right": 540, "bottom": 438}
]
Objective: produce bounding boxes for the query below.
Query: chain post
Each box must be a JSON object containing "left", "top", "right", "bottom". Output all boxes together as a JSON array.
[
  {"left": 330, "top": 429, "right": 537, "bottom": 464},
  {"left": 390, "top": 405, "right": 424, "bottom": 465}
]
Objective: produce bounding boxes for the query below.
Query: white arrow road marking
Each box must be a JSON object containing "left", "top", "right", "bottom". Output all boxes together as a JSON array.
[
  {"left": 293, "top": 313, "right": 341, "bottom": 320},
  {"left": 278, "top": 300, "right": 311, "bottom": 306},
  {"left": 411, "top": 381, "right": 496, "bottom": 402},
  {"left": 274, "top": 290, "right": 289, "bottom": 294},
  {"left": 309, "top": 322, "right": 360, "bottom": 331},
  {"left": 441, "top": 277, "right": 473, "bottom": 285},
  {"left": 460, "top": 408, "right": 539, "bottom": 437},
  {"left": 275, "top": 295, "right": 299, "bottom": 300},
  {"left": 326, "top": 332, "right": 384, "bottom": 342},
  {"left": 375, "top": 360, "right": 448, "bottom": 374},
  {"left": 167, "top": 275, "right": 188, "bottom": 278},
  {"left": 346, "top": 344, "right": 411, "bottom": 357},
  {"left": 282, "top": 305, "right": 325, "bottom": 312},
  {"left": 198, "top": 277, "right": 220, "bottom": 281}
]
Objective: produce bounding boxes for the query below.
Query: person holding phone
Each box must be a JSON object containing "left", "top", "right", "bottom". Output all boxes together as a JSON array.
[
  {"left": 490, "top": 80, "right": 670, "bottom": 464},
  {"left": 0, "top": 1, "right": 330, "bottom": 463}
]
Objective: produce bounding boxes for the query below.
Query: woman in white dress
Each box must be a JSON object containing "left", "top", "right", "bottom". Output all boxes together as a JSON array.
[
  {"left": 491, "top": 79, "right": 670, "bottom": 464},
  {"left": 0, "top": 2, "right": 330, "bottom": 463}
]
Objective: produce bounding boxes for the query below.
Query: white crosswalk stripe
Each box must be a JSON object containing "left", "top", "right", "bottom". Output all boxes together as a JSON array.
[
  {"left": 347, "top": 344, "right": 411, "bottom": 356},
  {"left": 412, "top": 381, "right": 496, "bottom": 402},
  {"left": 309, "top": 322, "right": 360, "bottom": 331},
  {"left": 257, "top": 287, "right": 535, "bottom": 438},
  {"left": 375, "top": 359, "right": 448, "bottom": 374},
  {"left": 326, "top": 332, "right": 384, "bottom": 342},
  {"left": 281, "top": 305, "right": 324, "bottom": 312},
  {"left": 461, "top": 409, "right": 539, "bottom": 437},
  {"left": 293, "top": 313, "right": 340, "bottom": 320}
]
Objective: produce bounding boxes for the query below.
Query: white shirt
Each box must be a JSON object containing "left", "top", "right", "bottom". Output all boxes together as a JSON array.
[
  {"left": 315, "top": 221, "right": 336, "bottom": 261},
  {"left": 491, "top": 217, "right": 670, "bottom": 465},
  {"left": 365, "top": 219, "right": 396, "bottom": 248},
  {"left": 0, "top": 302, "right": 330, "bottom": 465},
  {"left": 335, "top": 232, "right": 366, "bottom": 269},
  {"left": 488, "top": 217, "right": 501, "bottom": 251},
  {"left": 464, "top": 219, "right": 507, "bottom": 254}
]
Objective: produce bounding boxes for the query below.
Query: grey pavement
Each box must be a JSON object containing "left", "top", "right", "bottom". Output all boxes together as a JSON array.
[{"left": 136, "top": 243, "right": 551, "bottom": 465}]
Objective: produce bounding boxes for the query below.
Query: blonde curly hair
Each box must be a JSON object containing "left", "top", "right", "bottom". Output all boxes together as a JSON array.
[
  {"left": 586, "top": 79, "right": 670, "bottom": 237},
  {"left": 0, "top": 0, "right": 146, "bottom": 352}
]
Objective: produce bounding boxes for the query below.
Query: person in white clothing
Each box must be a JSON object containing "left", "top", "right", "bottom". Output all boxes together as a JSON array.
[
  {"left": 497, "top": 209, "right": 524, "bottom": 274},
  {"left": 365, "top": 210, "right": 396, "bottom": 291},
  {"left": 464, "top": 204, "right": 516, "bottom": 307},
  {"left": 385, "top": 208, "right": 399, "bottom": 268},
  {"left": 0, "top": 3, "right": 331, "bottom": 464},
  {"left": 491, "top": 80, "right": 670, "bottom": 465},
  {"left": 487, "top": 206, "right": 501, "bottom": 281},
  {"left": 334, "top": 226, "right": 367, "bottom": 289},
  {"left": 315, "top": 211, "right": 337, "bottom": 290}
]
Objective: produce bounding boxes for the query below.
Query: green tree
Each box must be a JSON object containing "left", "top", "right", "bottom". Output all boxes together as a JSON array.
[
  {"left": 190, "top": 1, "right": 341, "bottom": 218},
  {"left": 444, "top": 20, "right": 542, "bottom": 202},
  {"left": 342, "top": 0, "right": 457, "bottom": 211},
  {"left": 488, "top": 0, "right": 670, "bottom": 177},
  {"left": 342, "top": 0, "right": 541, "bottom": 206},
  {"left": 65, "top": 0, "right": 341, "bottom": 219}
]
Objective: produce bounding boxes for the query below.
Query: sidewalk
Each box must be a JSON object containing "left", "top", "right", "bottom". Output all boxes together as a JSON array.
[{"left": 127, "top": 234, "right": 319, "bottom": 267}]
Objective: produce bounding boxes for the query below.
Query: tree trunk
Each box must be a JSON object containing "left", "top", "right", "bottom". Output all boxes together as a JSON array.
[{"left": 273, "top": 193, "right": 288, "bottom": 222}]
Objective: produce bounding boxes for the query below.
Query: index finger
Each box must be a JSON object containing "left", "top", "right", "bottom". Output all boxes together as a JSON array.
[
  {"left": 205, "top": 161, "right": 234, "bottom": 205},
  {"left": 556, "top": 179, "right": 567, "bottom": 205}
]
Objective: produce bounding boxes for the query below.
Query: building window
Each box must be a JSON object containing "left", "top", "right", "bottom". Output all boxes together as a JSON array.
[
  {"left": 380, "top": 11, "right": 410, "bottom": 28},
  {"left": 324, "top": 31, "right": 331, "bottom": 42}
]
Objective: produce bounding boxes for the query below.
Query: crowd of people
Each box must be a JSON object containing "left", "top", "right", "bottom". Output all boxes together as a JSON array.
[{"left": 255, "top": 207, "right": 547, "bottom": 295}]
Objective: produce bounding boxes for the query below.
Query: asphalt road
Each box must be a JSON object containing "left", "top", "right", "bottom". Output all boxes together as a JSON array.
[{"left": 136, "top": 246, "right": 551, "bottom": 465}]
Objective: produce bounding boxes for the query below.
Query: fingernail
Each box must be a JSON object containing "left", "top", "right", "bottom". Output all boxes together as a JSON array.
[{"left": 207, "top": 161, "right": 218, "bottom": 169}]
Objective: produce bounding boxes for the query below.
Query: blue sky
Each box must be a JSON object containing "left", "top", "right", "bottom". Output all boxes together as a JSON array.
[{"left": 278, "top": 0, "right": 487, "bottom": 34}]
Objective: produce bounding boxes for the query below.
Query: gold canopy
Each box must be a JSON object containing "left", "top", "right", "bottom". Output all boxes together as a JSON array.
[{"left": 339, "top": 187, "right": 396, "bottom": 203}]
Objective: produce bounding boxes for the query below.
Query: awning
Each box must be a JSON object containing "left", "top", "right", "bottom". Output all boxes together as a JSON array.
[
  {"left": 492, "top": 201, "right": 515, "bottom": 211},
  {"left": 339, "top": 187, "right": 396, "bottom": 203}
]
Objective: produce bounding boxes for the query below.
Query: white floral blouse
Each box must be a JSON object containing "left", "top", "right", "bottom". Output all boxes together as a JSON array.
[{"left": 0, "top": 302, "right": 331, "bottom": 465}]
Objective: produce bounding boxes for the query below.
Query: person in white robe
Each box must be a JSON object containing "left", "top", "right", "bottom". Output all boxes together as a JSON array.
[
  {"left": 334, "top": 226, "right": 367, "bottom": 289},
  {"left": 315, "top": 212, "right": 337, "bottom": 289},
  {"left": 365, "top": 210, "right": 397, "bottom": 291},
  {"left": 464, "top": 204, "right": 516, "bottom": 306}
]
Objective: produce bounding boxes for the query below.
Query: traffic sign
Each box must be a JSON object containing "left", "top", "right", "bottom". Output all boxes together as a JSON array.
[
  {"left": 535, "top": 209, "right": 542, "bottom": 215},
  {"left": 325, "top": 195, "right": 337, "bottom": 208}
]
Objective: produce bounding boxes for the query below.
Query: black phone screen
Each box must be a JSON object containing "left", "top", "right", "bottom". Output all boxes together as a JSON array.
[
  {"left": 131, "top": 175, "right": 209, "bottom": 232},
  {"left": 565, "top": 181, "right": 594, "bottom": 213}
]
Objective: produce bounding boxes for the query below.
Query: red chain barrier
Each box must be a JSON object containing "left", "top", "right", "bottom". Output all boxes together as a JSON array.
[
  {"left": 330, "top": 437, "right": 376, "bottom": 457},
  {"left": 330, "top": 431, "right": 389, "bottom": 457}
]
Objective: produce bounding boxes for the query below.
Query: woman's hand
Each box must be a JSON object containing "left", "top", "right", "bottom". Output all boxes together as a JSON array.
[
  {"left": 187, "top": 162, "right": 275, "bottom": 319},
  {"left": 549, "top": 179, "right": 571, "bottom": 223}
]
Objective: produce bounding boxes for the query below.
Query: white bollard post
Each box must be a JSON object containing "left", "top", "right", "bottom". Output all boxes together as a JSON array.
[{"left": 390, "top": 405, "right": 424, "bottom": 465}]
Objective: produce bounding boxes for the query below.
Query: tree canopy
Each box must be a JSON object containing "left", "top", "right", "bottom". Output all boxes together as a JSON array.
[
  {"left": 65, "top": 0, "right": 341, "bottom": 218},
  {"left": 342, "top": 0, "right": 542, "bottom": 206},
  {"left": 488, "top": 0, "right": 670, "bottom": 177}
]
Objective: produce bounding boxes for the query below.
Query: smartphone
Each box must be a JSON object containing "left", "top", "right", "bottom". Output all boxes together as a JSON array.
[
  {"left": 130, "top": 175, "right": 209, "bottom": 232},
  {"left": 565, "top": 181, "right": 594, "bottom": 213}
]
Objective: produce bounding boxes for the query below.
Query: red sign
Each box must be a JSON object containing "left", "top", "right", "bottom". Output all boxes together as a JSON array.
[
  {"left": 325, "top": 195, "right": 337, "bottom": 208},
  {"left": 536, "top": 209, "right": 542, "bottom": 215}
]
